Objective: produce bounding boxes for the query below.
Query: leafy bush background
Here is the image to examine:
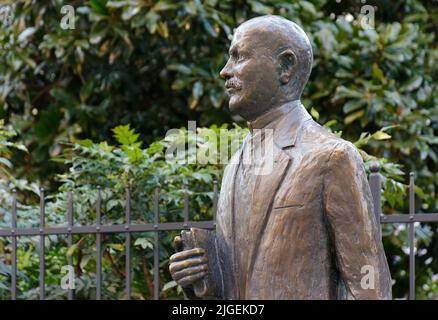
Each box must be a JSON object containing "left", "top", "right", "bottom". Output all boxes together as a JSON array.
[{"left": 0, "top": 0, "right": 437, "bottom": 299}]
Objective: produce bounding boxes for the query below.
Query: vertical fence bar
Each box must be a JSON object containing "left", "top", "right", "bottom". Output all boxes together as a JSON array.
[
  {"left": 96, "top": 187, "right": 102, "bottom": 300},
  {"left": 369, "top": 163, "right": 382, "bottom": 238},
  {"left": 11, "top": 189, "right": 17, "bottom": 300},
  {"left": 125, "top": 188, "right": 131, "bottom": 300},
  {"left": 183, "top": 182, "right": 189, "bottom": 229},
  {"left": 213, "top": 180, "right": 218, "bottom": 224},
  {"left": 408, "top": 172, "right": 415, "bottom": 300},
  {"left": 39, "top": 188, "right": 45, "bottom": 300},
  {"left": 67, "top": 191, "right": 74, "bottom": 300},
  {"left": 153, "top": 187, "right": 160, "bottom": 300}
]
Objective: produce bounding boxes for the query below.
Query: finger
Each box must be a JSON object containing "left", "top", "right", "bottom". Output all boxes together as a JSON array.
[
  {"left": 169, "top": 248, "right": 206, "bottom": 262},
  {"left": 178, "top": 271, "right": 208, "bottom": 287},
  {"left": 173, "top": 264, "right": 208, "bottom": 281},
  {"left": 173, "top": 236, "right": 183, "bottom": 252},
  {"left": 169, "top": 256, "right": 208, "bottom": 274}
]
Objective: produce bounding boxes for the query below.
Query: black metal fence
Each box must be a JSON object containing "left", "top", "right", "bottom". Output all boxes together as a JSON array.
[
  {"left": 368, "top": 166, "right": 438, "bottom": 300},
  {"left": 1, "top": 166, "right": 438, "bottom": 300},
  {"left": 0, "top": 182, "right": 218, "bottom": 300}
]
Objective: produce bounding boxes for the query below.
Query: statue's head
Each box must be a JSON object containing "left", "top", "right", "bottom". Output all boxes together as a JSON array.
[{"left": 220, "top": 15, "right": 313, "bottom": 121}]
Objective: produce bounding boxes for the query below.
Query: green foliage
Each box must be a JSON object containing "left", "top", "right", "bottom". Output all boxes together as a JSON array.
[
  {"left": 0, "top": 119, "right": 28, "bottom": 175},
  {"left": 0, "top": 123, "right": 247, "bottom": 299},
  {"left": 0, "top": 122, "right": 420, "bottom": 299}
]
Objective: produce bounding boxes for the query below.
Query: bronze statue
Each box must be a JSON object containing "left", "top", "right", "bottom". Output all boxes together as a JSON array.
[{"left": 169, "top": 15, "right": 392, "bottom": 300}]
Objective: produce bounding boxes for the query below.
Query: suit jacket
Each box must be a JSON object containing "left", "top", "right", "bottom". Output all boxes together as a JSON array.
[{"left": 214, "top": 102, "right": 392, "bottom": 299}]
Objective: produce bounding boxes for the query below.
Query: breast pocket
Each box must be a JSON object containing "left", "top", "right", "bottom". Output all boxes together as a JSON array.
[
  {"left": 272, "top": 203, "right": 305, "bottom": 218},
  {"left": 273, "top": 203, "right": 304, "bottom": 210}
]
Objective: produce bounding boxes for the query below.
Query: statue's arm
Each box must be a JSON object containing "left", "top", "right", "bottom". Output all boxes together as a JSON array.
[{"left": 323, "top": 142, "right": 392, "bottom": 300}]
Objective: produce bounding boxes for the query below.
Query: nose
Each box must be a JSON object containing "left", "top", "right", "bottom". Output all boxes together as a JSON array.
[{"left": 220, "top": 59, "right": 233, "bottom": 79}]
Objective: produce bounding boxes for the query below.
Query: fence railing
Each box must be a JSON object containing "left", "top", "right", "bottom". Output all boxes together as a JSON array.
[
  {"left": 0, "top": 182, "right": 218, "bottom": 300},
  {"left": 1, "top": 165, "right": 438, "bottom": 300},
  {"left": 369, "top": 164, "right": 438, "bottom": 300}
]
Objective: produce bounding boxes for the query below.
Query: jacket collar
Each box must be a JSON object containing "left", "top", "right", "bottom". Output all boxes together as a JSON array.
[{"left": 247, "top": 100, "right": 312, "bottom": 149}]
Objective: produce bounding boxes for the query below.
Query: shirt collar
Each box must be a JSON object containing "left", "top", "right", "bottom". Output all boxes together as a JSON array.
[{"left": 247, "top": 100, "right": 312, "bottom": 149}]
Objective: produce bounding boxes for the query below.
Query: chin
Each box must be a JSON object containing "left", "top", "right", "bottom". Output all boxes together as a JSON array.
[
  {"left": 228, "top": 102, "right": 239, "bottom": 114},
  {"left": 228, "top": 95, "right": 239, "bottom": 113},
  {"left": 227, "top": 94, "right": 254, "bottom": 120},
  {"left": 229, "top": 106, "right": 251, "bottom": 121},
  {"left": 228, "top": 102, "right": 245, "bottom": 118}
]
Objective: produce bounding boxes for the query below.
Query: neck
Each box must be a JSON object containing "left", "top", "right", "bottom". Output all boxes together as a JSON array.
[{"left": 248, "top": 100, "right": 301, "bottom": 131}]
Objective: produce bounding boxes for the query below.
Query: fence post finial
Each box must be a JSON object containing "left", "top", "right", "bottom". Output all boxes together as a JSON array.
[{"left": 368, "top": 161, "right": 382, "bottom": 239}]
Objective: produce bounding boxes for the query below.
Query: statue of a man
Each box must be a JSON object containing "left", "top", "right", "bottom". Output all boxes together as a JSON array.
[{"left": 169, "top": 15, "right": 392, "bottom": 300}]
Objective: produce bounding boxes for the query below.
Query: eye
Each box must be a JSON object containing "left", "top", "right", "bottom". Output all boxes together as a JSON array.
[
  {"left": 230, "top": 50, "right": 240, "bottom": 61},
  {"left": 235, "top": 52, "right": 247, "bottom": 63}
]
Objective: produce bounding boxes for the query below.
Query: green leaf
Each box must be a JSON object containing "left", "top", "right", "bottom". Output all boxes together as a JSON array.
[
  {"left": 122, "top": 6, "right": 141, "bottom": 20},
  {"left": 414, "top": 185, "right": 425, "bottom": 198},
  {"left": 106, "top": 1, "right": 126, "bottom": 9},
  {"left": 17, "top": 27, "right": 36, "bottom": 43},
  {"left": 192, "top": 172, "right": 212, "bottom": 183},
  {"left": 67, "top": 244, "right": 78, "bottom": 257},
  {"left": 335, "top": 86, "right": 363, "bottom": 100},
  {"left": 354, "top": 132, "right": 371, "bottom": 148},
  {"left": 400, "top": 76, "right": 423, "bottom": 92},
  {"left": 80, "top": 255, "right": 92, "bottom": 270},
  {"left": 145, "top": 10, "right": 160, "bottom": 33},
  {"left": 192, "top": 81, "right": 204, "bottom": 99},
  {"left": 98, "top": 141, "right": 114, "bottom": 152},
  {"left": 76, "top": 139, "right": 94, "bottom": 148},
  {"left": 125, "top": 146, "right": 144, "bottom": 163},
  {"left": 310, "top": 107, "right": 319, "bottom": 120},
  {"left": 344, "top": 110, "right": 364, "bottom": 125},
  {"left": 167, "top": 64, "right": 192, "bottom": 75},
  {"left": 300, "top": 1, "right": 317, "bottom": 16},
  {"left": 201, "top": 17, "right": 217, "bottom": 38},
  {"left": 153, "top": 1, "right": 177, "bottom": 11},
  {"left": 147, "top": 142, "right": 164, "bottom": 156},
  {"left": 343, "top": 100, "right": 366, "bottom": 114},
  {"left": 324, "top": 120, "right": 337, "bottom": 128},
  {"left": 0, "top": 157, "right": 12, "bottom": 168},
  {"left": 250, "top": 1, "right": 274, "bottom": 15},
  {"left": 372, "top": 131, "right": 392, "bottom": 140},
  {"left": 372, "top": 63, "right": 385, "bottom": 84},
  {"left": 162, "top": 280, "right": 177, "bottom": 292},
  {"left": 80, "top": 79, "right": 95, "bottom": 103},
  {"left": 108, "top": 243, "right": 124, "bottom": 251},
  {"left": 112, "top": 124, "right": 140, "bottom": 146},
  {"left": 90, "top": 0, "right": 109, "bottom": 15},
  {"left": 50, "top": 88, "right": 78, "bottom": 106},
  {"left": 134, "top": 238, "right": 153, "bottom": 250},
  {"left": 156, "top": 21, "right": 168, "bottom": 38}
]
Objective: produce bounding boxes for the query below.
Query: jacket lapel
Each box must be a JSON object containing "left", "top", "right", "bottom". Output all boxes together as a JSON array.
[
  {"left": 215, "top": 140, "right": 245, "bottom": 299},
  {"left": 242, "top": 146, "right": 292, "bottom": 293},
  {"left": 241, "top": 103, "right": 312, "bottom": 294},
  {"left": 217, "top": 103, "right": 313, "bottom": 298},
  {"left": 216, "top": 135, "right": 248, "bottom": 240}
]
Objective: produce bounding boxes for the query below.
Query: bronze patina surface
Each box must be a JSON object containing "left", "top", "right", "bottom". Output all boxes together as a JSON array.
[{"left": 169, "top": 15, "right": 392, "bottom": 300}]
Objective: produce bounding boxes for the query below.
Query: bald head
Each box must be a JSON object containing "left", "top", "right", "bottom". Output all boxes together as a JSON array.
[
  {"left": 239, "top": 16, "right": 312, "bottom": 92},
  {"left": 220, "top": 16, "right": 313, "bottom": 120}
]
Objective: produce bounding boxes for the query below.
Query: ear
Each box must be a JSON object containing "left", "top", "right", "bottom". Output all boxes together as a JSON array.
[{"left": 278, "top": 49, "right": 297, "bottom": 84}]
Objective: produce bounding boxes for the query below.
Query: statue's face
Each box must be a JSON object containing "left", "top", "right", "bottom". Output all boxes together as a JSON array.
[{"left": 220, "top": 27, "right": 281, "bottom": 121}]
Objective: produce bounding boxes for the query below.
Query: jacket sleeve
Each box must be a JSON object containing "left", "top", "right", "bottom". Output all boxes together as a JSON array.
[{"left": 323, "top": 142, "right": 392, "bottom": 299}]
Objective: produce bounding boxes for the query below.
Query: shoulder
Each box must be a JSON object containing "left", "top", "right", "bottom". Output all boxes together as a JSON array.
[
  {"left": 300, "top": 120, "right": 340, "bottom": 147},
  {"left": 300, "top": 120, "right": 363, "bottom": 166},
  {"left": 328, "top": 140, "right": 363, "bottom": 166}
]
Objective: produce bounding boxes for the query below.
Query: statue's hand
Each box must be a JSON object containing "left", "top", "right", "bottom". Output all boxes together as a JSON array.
[{"left": 169, "top": 236, "right": 208, "bottom": 288}]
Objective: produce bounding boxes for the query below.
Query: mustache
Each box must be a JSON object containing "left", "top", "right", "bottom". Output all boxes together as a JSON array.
[{"left": 225, "top": 78, "right": 242, "bottom": 90}]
